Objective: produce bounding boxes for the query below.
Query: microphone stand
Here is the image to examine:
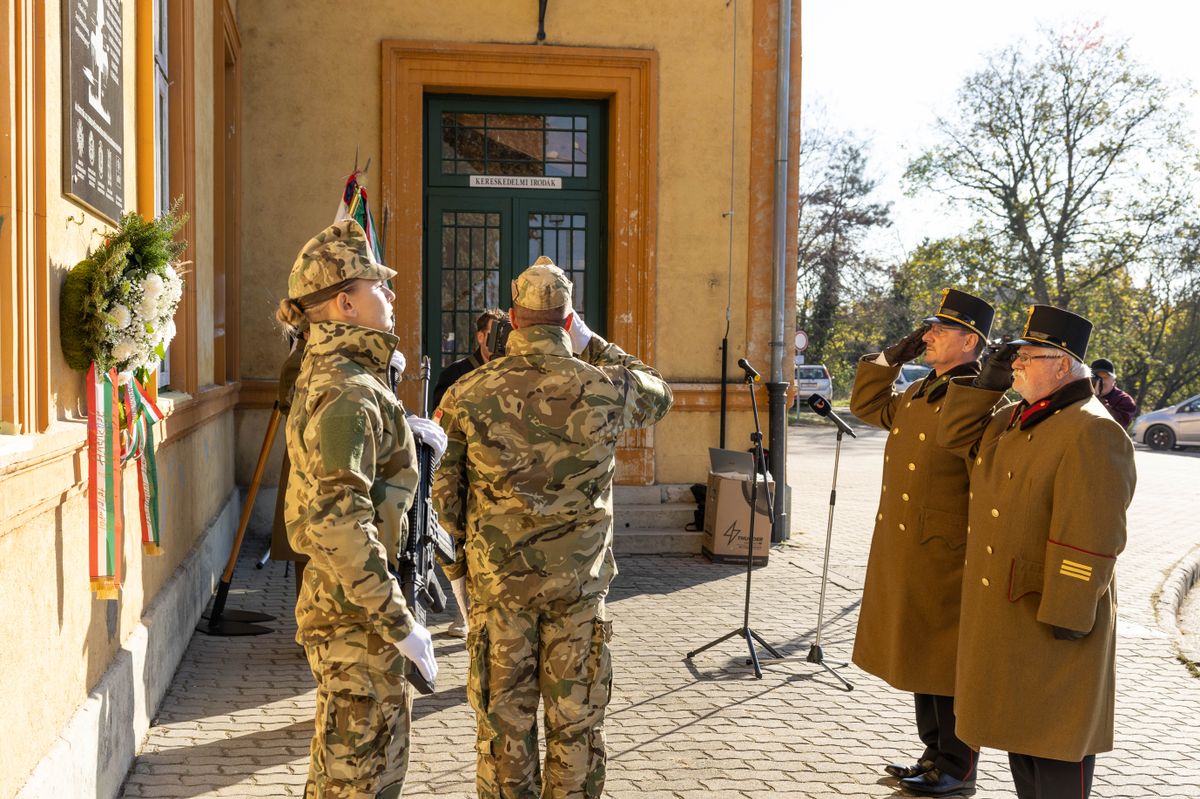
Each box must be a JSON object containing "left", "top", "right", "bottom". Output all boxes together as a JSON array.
[
  {"left": 686, "top": 367, "right": 783, "bottom": 678},
  {"left": 803, "top": 402, "right": 854, "bottom": 691}
]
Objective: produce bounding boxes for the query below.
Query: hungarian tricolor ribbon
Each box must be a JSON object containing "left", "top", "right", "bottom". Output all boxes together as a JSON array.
[
  {"left": 87, "top": 365, "right": 167, "bottom": 600},
  {"left": 128, "top": 378, "right": 165, "bottom": 555},
  {"left": 87, "top": 363, "right": 123, "bottom": 600}
]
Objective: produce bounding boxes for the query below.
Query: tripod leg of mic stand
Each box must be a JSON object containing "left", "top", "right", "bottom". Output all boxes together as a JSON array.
[
  {"left": 803, "top": 429, "right": 854, "bottom": 691},
  {"left": 749, "top": 629, "right": 784, "bottom": 660},
  {"left": 685, "top": 628, "right": 742, "bottom": 659},
  {"left": 743, "top": 628, "right": 763, "bottom": 678}
]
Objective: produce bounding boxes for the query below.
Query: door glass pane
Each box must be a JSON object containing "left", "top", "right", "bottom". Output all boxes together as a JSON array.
[
  {"left": 440, "top": 211, "right": 503, "bottom": 366},
  {"left": 528, "top": 211, "right": 587, "bottom": 312},
  {"left": 442, "top": 112, "right": 590, "bottom": 178}
]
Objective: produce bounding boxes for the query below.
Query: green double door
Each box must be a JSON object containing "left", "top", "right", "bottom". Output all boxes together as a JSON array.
[{"left": 424, "top": 95, "right": 607, "bottom": 378}]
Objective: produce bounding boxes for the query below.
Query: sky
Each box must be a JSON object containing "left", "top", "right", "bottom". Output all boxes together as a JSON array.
[{"left": 800, "top": 0, "right": 1200, "bottom": 262}]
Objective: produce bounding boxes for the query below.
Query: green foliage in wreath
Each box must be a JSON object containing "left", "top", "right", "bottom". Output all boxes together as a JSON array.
[{"left": 60, "top": 202, "right": 188, "bottom": 375}]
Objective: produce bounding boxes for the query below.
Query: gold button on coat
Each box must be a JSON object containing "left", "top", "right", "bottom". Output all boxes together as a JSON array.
[
  {"left": 975, "top": 457, "right": 982, "bottom": 465},
  {"left": 892, "top": 427, "right": 900, "bottom": 435},
  {"left": 908, "top": 462, "right": 916, "bottom": 471},
  {"left": 902, "top": 493, "right": 910, "bottom": 501},
  {"left": 982, "top": 577, "right": 990, "bottom": 586},
  {"left": 899, "top": 523, "right": 906, "bottom": 531},
  {"left": 919, "top": 433, "right": 926, "bottom": 441},
  {"left": 877, "top": 513, "right": 883, "bottom": 521},
  {"left": 991, "top": 508, "right": 1000, "bottom": 517},
  {"left": 986, "top": 545, "right": 993, "bottom": 554}
]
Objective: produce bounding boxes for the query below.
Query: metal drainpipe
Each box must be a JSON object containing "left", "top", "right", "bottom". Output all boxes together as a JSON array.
[{"left": 767, "top": 0, "right": 793, "bottom": 542}]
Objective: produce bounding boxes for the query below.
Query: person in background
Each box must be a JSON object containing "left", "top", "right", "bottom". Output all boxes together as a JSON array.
[
  {"left": 431, "top": 308, "right": 507, "bottom": 411},
  {"left": 1089, "top": 357, "right": 1137, "bottom": 428}
]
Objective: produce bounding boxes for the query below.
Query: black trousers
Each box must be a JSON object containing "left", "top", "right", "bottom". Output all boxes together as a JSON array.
[
  {"left": 1008, "top": 752, "right": 1095, "bottom": 799},
  {"left": 914, "top": 693, "right": 976, "bottom": 781}
]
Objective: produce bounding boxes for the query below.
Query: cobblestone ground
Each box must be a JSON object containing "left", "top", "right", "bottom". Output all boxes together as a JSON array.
[{"left": 120, "top": 424, "right": 1200, "bottom": 798}]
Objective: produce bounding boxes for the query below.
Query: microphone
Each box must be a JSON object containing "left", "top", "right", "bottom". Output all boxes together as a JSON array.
[
  {"left": 737, "top": 358, "right": 761, "bottom": 382},
  {"left": 807, "top": 393, "right": 857, "bottom": 437}
]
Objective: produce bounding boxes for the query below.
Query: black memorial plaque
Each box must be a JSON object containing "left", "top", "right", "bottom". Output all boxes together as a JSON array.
[{"left": 63, "top": 0, "right": 124, "bottom": 224}]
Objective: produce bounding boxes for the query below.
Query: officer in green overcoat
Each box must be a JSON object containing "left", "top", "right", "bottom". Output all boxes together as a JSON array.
[
  {"left": 849, "top": 289, "right": 995, "bottom": 797},
  {"left": 938, "top": 305, "right": 1136, "bottom": 799}
]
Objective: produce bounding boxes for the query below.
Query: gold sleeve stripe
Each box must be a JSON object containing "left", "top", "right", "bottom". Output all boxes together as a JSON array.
[
  {"left": 1061, "top": 559, "right": 1093, "bottom": 574},
  {"left": 1060, "top": 564, "right": 1092, "bottom": 581}
]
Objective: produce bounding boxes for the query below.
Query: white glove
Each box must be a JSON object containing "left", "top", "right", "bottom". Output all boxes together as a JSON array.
[
  {"left": 566, "top": 311, "right": 593, "bottom": 355},
  {"left": 389, "top": 349, "right": 407, "bottom": 376},
  {"left": 451, "top": 577, "right": 469, "bottom": 624},
  {"left": 395, "top": 622, "right": 438, "bottom": 685},
  {"left": 406, "top": 415, "right": 447, "bottom": 461}
]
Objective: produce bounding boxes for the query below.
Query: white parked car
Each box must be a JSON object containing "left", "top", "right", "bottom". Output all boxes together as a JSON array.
[
  {"left": 795, "top": 364, "right": 833, "bottom": 404},
  {"left": 1130, "top": 394, "right": 1200, "bottom": 450},
  {"left": 893, "top": 363, "right": 931, "bottom": 393}
]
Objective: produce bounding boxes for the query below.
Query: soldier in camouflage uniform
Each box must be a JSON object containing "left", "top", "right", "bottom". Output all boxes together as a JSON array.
[
  {"left": 433, "top": 256, "right": 674, "bottom": 799},
  {"left": 280, "top": 219, "right": 443, "bottom": 799}
]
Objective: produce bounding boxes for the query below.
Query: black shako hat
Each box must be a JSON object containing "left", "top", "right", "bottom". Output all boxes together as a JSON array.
[
  {"left": 1010, "top": 305, "right": 1093, "bottom": 361},
  {"left": 922, "top": 288, "right": 995, "bottom": 341}
]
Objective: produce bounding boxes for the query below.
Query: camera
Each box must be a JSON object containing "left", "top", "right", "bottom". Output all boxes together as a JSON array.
[
  {"left": 486, "top": 316, "right": 513, "bottom": 358},
  {"left": 981, "top": 333, "right": 1014, "bottom": 360}
]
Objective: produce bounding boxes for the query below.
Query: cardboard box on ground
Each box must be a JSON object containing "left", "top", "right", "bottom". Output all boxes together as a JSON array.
[{"left": 702, "top": 448, "right": 773, "bottom": 565}]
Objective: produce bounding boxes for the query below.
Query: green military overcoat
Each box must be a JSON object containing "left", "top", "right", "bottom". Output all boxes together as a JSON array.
[
  {"left": 938, "top": 378, "right": 1136, "bottom": 761},
  {"left": 849, "top": 356, "right": 985, "bottom": 695}
]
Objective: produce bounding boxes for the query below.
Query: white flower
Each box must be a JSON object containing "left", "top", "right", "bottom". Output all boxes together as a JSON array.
[
  {"left": 137, "top": 292, "right": 158, "bottom": 321},
  {"left": 113, "top": 338, "right": 138, "bottom": 364},
  {"left": 142, "top": 273, "right": 165, "bottom": 303},
  {"left": 109, "top": 304, "right": 132, "bottom": 329},
  {"left": 163, "top": 268, "right": 183, "bottom": 303}
]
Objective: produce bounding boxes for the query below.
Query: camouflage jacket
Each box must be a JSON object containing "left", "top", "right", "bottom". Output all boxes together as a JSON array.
[
  {"left": 433, "top": 325, "right": 673, "bottom": 609},
  {"left": 284, "top": 320, "right": 419, "bottom": 647}
]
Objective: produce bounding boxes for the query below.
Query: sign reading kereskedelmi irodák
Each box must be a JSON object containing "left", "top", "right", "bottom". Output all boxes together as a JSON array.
[{"left": 64, "top": 0, "right": 125, "bottom": 224}]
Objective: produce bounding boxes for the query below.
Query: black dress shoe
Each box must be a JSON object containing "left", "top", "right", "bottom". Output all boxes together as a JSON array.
[
  {"left": 885, "top": 758, "right": 935, "bottom": 779},
  {"left": 899, "top": 767, "right": 976, "bottom": 796}
]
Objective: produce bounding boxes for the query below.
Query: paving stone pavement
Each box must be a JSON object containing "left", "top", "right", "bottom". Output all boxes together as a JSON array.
[{"left": 120, "top": 423, "right": 1200, "bottom": 798}]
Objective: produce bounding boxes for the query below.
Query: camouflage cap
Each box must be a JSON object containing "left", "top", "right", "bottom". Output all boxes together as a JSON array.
[
  {"left": 512, "top": 255, "right": 573, "bottom": 310},
  {"left": 288, "top": 219, "right": 396, "bottom": 300}
]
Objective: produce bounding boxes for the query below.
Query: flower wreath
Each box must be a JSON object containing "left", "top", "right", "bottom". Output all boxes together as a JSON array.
[{"left": 59, "top": 204, "right": 188, "bottom": 599}]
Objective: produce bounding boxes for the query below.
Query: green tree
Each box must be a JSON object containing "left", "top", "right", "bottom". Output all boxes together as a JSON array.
[
  {"left": 796, "top": 126, "right": 891, "bottom": 363},
  {"left": 905, "top": 23, "right": 1195, "bottom": 308}
]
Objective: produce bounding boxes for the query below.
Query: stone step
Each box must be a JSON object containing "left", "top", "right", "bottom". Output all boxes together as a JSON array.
[
  {"left": 613, "top": 502, "right": 698, "bottom": 530},
  {"left": 613, "top": 527, "right": 705, "bottom": 555},
  {"left": 613, "top": 483, "right": 703, "bottom": 505}
]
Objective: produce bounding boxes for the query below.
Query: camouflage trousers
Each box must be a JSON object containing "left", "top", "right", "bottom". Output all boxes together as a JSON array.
[
  {"left": 467, "top": 597, "right": 613, "bottom": 799},
  {"left": 304, "top": 632, "right": 413, "bottom": 799}
]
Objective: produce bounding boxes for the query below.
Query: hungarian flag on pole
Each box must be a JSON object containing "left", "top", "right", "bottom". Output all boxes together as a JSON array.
[{"left": 335, "top": 169, "right": 384, "bottom": 264}]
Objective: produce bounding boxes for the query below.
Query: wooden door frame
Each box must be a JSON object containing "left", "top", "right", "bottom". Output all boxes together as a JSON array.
[
  {"left": 212, "top": 0, "right": 240, "bottom": 384},
  {"left": 382, "top": 41, "right": 658, "bottom": 483}
]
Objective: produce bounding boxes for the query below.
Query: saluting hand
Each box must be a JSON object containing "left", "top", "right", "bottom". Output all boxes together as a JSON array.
[
  {"left": 883, "top": 326, "right": 929, "bottom": 366},
  {"left": 974, "top": 342, "right": 1019, "bottom": 391}
]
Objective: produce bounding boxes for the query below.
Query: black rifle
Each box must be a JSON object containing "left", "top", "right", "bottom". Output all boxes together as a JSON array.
[{"left": 395, "top": 355, "right": 456, "bottom": 694}]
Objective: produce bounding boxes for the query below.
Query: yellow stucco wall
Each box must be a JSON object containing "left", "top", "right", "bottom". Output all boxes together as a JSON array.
[
  {"left": 236, "top": 0, "right": 765, "bottom": 486},
  {"left": 0, "top": 3, "right": 234, "bottom": 794}
]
